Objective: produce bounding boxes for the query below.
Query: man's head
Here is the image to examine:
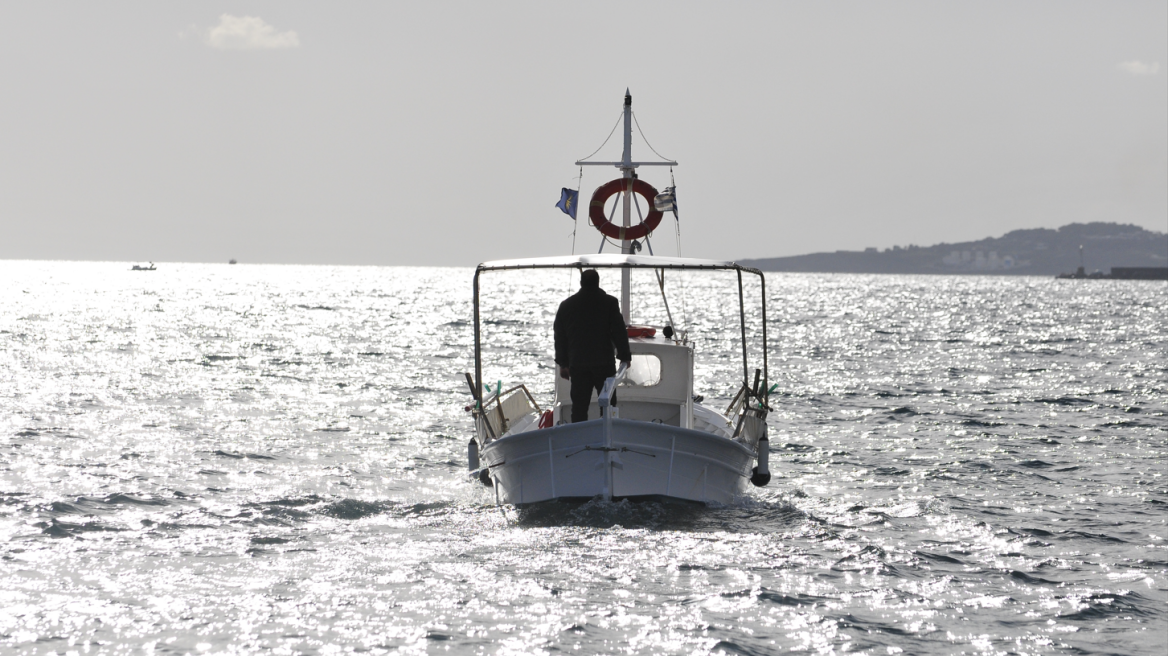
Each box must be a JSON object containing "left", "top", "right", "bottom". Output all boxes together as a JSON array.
[{"left": 580, "top": 269, "right": 600, "bottom": 289}]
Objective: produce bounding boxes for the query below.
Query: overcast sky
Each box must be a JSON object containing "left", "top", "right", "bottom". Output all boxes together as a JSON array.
[{"left": 1, "top": 2, "right": 1164, "bottom": 266}]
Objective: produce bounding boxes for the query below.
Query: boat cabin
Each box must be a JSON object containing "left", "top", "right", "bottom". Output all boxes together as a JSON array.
[{"left": 553, "top": 332, "right": 694, "bottom": 428}]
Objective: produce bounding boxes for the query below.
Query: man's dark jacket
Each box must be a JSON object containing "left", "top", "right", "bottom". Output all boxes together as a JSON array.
[{"left": 554, "top": 287, "right": 632, "bottom": 374}]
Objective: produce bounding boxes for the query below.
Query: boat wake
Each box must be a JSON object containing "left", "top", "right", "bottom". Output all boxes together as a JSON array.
[{"left": 511, "top": 494, "right": 805, "bottom": 531}]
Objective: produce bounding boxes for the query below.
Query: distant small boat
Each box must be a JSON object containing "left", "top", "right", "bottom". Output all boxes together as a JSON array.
[
  {"left": 229, "top": 259, "right": 238, "bottom": 265},
  {"left": 131, "top": 262, "right": 156, "bottom": 271}
]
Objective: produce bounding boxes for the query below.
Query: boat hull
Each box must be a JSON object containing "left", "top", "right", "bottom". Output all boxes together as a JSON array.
[{"left": 479, "top": 419, "right": 755, "bottom": 506}]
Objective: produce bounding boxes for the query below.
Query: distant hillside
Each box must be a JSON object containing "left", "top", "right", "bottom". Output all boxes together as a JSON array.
[{"left": 740, "top": 223, "right": 1167, "bottom": 276}]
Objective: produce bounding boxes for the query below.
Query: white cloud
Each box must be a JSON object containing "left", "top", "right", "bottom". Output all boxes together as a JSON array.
[
  {"left": 1117, "top": 60, "right": 1159, "bottom": 76},
  {"left": 204, "top": 14, "right": 299, "bottom": 50}
]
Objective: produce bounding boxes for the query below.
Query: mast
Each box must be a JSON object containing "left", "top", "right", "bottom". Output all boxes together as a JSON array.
[
  {"left": 576, "top": 90, "right": 678, "bottom": 325},
  {"left": 620, "top": 90, "right": 633, "bottom": 324}
]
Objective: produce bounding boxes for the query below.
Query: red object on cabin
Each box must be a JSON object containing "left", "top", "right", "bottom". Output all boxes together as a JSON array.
[
  {"left": 538, "top": 410, "right": 553, "bottom": 429},
  {"left": 627, "top": 325, "right": 656, "bottom": 338}
]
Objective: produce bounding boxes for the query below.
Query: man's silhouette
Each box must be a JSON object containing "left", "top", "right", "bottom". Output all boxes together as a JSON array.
[{"left": 554, "top": 269, "right": 632, "bottom": 423}]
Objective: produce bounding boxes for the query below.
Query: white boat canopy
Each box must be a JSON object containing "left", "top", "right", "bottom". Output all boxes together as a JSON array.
[
  {"left": 477, "top": 253, "right": 759, "bottom": 274},
  {"left": 471, "top": 253, "right": 769, "bottom": 415}
]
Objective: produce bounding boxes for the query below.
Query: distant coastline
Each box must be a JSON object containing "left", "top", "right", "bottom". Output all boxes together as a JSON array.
[{"left": 740, "top": 222, "right": 1167, "bottom": 277}]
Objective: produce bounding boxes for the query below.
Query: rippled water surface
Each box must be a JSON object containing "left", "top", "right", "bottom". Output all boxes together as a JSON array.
[{"left": 1, "top": 261, "right": 1165, "bottom": 655}]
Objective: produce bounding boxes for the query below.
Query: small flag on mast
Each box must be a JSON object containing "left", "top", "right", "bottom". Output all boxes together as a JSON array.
[
  {"left": 654, "top": 187, "right": 677, "bottom": 217},
  {"left": 556, "top": 188, "right": 579, "bottom": 220}
]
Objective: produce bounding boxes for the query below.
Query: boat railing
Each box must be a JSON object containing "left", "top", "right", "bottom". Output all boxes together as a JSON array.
[
  {"left": 480, "top": 383, "right": 542, "bottom": 442},
  {"left": 598, "top": 361, "right": 629, "bottom": 418},
  {"left": 599, "top": 361, "right": 630, "bottom": 501},
  {"left": 726, "top": 369, "right": 771, "bottom": 443}
]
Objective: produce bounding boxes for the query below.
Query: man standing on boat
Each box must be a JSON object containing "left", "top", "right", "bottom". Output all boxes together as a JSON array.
[{"left": 554, "top": 269, "right": 632, "bottom": 423}]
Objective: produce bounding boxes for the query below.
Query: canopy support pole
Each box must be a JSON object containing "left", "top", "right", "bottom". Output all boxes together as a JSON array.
[
  {"left": 473, "top": 267, "right": 483, "bottom": 408},
  {"left": 737, "top": 269, "right": 749, "bottom": 390}
]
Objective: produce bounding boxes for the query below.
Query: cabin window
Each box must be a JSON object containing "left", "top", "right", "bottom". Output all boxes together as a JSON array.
[{"left": 621, "top": 354, "right": 662, "bottom": 387}]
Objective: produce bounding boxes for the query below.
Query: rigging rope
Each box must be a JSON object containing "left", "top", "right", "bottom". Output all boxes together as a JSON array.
[
  {"left": 665, "top": 166, "right": 688, "bottom": 337},
  {"left": 569, "top": 166, "right": 581, "bottom": 293},
  {"left": 669, "top": 167, "right": 683, "bottom": 258},
  {"left": 570, "top": 166, "right": 582, "bottom": 255},
  {"left": 577, "top": 111, "right": 624, "bottom": 163},
  {"left": 632, "top": 111, "right": 675, "bottom": 163},
  {"left": 656, "top": 269, "right": 676, "bottom": 333}
]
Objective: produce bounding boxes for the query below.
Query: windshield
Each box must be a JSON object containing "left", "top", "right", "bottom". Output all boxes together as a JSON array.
[{"left": 621, "top": 354, "right": 661, "bottom": 387}]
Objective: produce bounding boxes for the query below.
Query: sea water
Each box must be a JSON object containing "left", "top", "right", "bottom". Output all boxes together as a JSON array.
[{"left": 0, "top": 261, "right": 1164, "bottom": 655}]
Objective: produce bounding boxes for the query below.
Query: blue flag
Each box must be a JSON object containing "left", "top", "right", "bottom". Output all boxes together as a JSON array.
[{"left": 556, "top": 188, "right": 579, "bottom": 220}]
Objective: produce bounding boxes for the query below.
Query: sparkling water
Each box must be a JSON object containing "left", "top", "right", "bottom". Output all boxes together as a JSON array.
[{"left": 1, "top": 261, "right": 1164, "bottom": 655}]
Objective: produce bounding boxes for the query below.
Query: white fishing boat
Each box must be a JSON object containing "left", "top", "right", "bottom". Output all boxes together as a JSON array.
[{"left": 466, "top": 91, "right": 772, "bottom": 506}]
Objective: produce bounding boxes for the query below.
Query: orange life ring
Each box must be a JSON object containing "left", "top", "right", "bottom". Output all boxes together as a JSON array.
[{"left": 589, "top": 178, "right": 664, "bottom": 241}]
